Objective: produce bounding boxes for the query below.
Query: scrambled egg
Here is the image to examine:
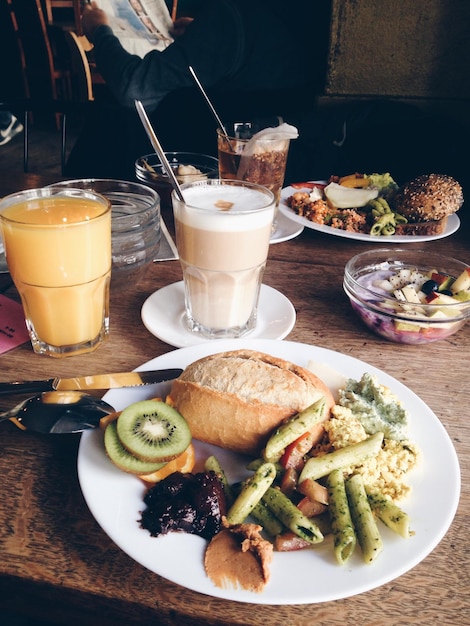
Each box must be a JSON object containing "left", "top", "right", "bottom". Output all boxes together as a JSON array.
[{"left": 320, "top": 374, "right": 421, "bottom": 502}]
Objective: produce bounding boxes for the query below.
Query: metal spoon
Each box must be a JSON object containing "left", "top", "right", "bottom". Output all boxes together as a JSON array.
[
  {"left": 134, "top": 99, "right": 185, "bottom": 202},
  {"left": 0, "top": 391, "right": 116, "bottom": 434}
]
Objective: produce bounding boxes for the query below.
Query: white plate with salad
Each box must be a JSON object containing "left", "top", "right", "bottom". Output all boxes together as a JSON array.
[
  {"left": 77, "top": 338, "right": 460, "bottom": 605},
  {"left": 279, "top": 182, "right": 460, "bottom": 243}
]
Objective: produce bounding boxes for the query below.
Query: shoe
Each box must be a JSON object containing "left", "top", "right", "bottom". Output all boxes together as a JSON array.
[{"left": 0, "top": 115, "right": 24, "bottom": 146}]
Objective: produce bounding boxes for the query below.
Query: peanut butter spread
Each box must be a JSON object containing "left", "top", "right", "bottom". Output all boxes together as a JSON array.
[{"left": 204, "top": 521, "right": 273, "bottom": 593}]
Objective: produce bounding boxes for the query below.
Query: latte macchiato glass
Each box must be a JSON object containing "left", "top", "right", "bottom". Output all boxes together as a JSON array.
[
  {"left": 172, "top": 179, "right": 275, "bottom": 338},
  {"left": 0, "top": 187, "right": 111, "bottom": 357}
]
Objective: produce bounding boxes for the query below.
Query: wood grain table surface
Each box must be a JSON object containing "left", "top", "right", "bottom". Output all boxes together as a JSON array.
[{"left": 0, "top": 173, "right": 468, "bottom": 625}]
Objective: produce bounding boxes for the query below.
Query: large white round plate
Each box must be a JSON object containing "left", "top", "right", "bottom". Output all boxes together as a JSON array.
[
  {"left": 270, "top": 210, "right": 304, "bottom": 244},
  {"left": 279, "top": 184, "right": 461, "bottom": 243},
  {"left": 141, "top": 282, "right": 296, "bottom": 347},
  {"left": 78, "top": 338, "right": 460, "bottom": 605}
]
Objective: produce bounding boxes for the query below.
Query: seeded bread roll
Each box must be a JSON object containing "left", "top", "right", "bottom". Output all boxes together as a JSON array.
[
  {"left": 170, "top": 350, "right": 335, "bottom": 456},
  {"left": 394, "top": 173, "right": 463, "bottom": 222}
]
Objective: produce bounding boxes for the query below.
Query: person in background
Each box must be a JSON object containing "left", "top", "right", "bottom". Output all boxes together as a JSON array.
[
  {"left": 65, "top": 0, "right": 332, "bottom": 183},
  {"left": 0, "top": 111, "right": 23, "bottom": 146}
]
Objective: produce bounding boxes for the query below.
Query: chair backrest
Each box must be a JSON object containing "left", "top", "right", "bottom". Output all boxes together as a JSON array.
[
  {"left": 9, "top": 0, "right": 60, "bottom": 104},
  {"left": 64, "top": 30, "right": 94, "bottom": 102},
  {"left": 41, "top": 0, "right": 83, "bottom": 35}
]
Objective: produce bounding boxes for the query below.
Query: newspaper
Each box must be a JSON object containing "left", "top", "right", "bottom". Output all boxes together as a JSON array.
[{"left": 98, "top": 0, "right": 174, "bottom": 56}]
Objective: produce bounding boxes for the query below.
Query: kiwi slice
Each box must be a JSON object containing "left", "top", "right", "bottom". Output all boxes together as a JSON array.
[
  {"left": 116, "top": 400, "right": 192, "bottom": 463},
  {"left": 104, "top": 422, "right": 167, "bottom": 475}
]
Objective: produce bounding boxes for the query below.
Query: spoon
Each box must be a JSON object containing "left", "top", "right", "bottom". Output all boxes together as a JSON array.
[
  {"left": 134, "top": 99, "right": 185, "bottom": 202},
  {"left": 0, "top": 391, "right": 116, "bottom": 434}
]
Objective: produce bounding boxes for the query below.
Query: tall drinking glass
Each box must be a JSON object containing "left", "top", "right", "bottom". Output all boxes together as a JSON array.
[
  {"left": 0, "top": 187, "right": 111, "bottom": 357},
  {"left": 217, "top": 123, "right": 291, "bottom": 231},
  {"left": 172, "top": 179, "right": 275, "bottom": 339}
]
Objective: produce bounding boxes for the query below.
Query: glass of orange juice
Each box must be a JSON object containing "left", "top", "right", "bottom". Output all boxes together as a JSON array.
[{"left": 0, "top": 187, "right": 111, "bottom": 357}]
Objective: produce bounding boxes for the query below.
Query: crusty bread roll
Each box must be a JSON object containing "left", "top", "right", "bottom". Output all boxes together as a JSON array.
[{"left": 169, "top": 350, "right": 335, "bottom": 456}]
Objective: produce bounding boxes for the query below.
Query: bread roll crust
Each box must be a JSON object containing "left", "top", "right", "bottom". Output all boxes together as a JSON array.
[{"left": 170, "top": 350, "right": 335, "bottom": 455}]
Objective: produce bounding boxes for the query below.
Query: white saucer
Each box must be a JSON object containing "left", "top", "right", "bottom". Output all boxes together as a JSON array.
[
  {"left": 270, "top": 211, "right": 304, "bottom": 244},
  {"left": 141, "top": 281, "right": 296, "bottom": 347}
]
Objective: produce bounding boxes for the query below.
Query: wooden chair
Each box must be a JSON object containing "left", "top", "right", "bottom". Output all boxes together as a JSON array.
[
  {"left": 9, "top": 0, "right": 72, "bottom": 127},
  {"left": 2, "top": 0, "right": 94, "bottom": 173},
  {"left": 41, "top": 0, "right": 83, "bottom": 34}
]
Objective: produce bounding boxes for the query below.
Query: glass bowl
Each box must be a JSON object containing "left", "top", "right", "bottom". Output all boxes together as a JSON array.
[
  {"left": 135, "top": 152, "right": 219, "bottom": 209},
  {"left": 343, "top": 249, "right": 470, "bottom": 344},
  {"left": 50, "top": 179, "right": 160, "bottom": 288}
]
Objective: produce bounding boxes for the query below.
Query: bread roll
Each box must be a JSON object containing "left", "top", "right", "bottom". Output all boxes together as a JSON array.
[
  {"left": 169, "top": 350, "right": 335, "bottom": 456},
  {"left": 393, "top": 173, "right": 463, "bottom": 222}
]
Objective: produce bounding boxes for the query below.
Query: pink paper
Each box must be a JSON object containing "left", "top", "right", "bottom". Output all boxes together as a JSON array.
[{"left": 0, "top": 295, "right": 30, "bottom": 354}]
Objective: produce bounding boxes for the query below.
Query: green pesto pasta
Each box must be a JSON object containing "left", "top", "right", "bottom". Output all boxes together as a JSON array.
[
  {"left": 249, "top": 498, "right": 284, "bottom": 537},
  {"left": 299, "top": 431, "right": 384, "bottom": 482},
  {"left": 346, "top": 474, "right": 383, "bottom": 564},
  {"left": 262, "top": 487, "right": 324, "bottom": 544},
  {"left": 225, "top": 462, "right": 276, "bottom": 525},
  {"left": 263, "top": 397, "right": 327, "bottom": 463},
  {"left": 326, "top": 469, "right": 357, "bottom": 564},
  {"left": 366, "top": 487, "right": 411, "bottom": 539}
]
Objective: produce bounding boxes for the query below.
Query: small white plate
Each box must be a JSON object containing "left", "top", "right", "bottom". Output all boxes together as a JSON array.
[
  {"left": 270, "top": 211, "right": 304, "bottom": 244},
  {"left": 141, "top": 282, "right": 296, "bottom": 347},
  {"left": 279, "top": 184, "right": 461, "bottom": 243}
]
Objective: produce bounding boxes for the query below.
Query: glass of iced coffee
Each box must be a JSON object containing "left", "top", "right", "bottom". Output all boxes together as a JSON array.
[
  {"left": 172, "top": 179, "right": 275, "bottom": 339},
  {"left": 217, "top": 122, "right": 295, "bottom": 231}
]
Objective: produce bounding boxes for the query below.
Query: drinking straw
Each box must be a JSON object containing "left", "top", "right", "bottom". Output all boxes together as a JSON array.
[
  {"left": 188, "top": 66, "right": 232, "bottom": 149},
  {"left": 135, "top": 100, "right": 185, "bottom": 202}
]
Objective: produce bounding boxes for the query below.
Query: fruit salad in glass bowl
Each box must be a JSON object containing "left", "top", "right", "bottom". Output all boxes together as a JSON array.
[{"left": 343, "top": 249, "right": 470, "bottom": 344}]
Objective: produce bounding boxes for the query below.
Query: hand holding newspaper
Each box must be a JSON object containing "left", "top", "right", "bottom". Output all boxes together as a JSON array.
[{"left": 97, "top": 0, "right": 174, "bottom": 56}]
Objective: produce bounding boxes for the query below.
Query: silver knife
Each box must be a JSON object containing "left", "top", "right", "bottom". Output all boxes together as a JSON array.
[{"left": 0, "top": 369, "right": 183, "bottom": 396}]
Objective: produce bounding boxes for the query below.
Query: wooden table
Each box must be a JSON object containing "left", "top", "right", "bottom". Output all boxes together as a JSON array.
[{"left": 0, "top": 173, "right": 468, "bottom": 625}]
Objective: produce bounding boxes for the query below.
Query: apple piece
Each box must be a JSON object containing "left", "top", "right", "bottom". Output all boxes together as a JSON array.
[
  {"left": 426, "top": 310, "right": 458, "bottom": 327},
  {"left": 430, "top": 272, "right": 450, "bottom": 286},
  {"left": 394, "top": 320, "right": 421, "bottom": 332},
  {"left": 425, "top": 292, "right": 461, "bottom": 318},
  {"left": 450, "top": 268, "right": 470, "bottom": 293},
  {"left": 428, "top": 272, "right": 454, "bottom": 292}
]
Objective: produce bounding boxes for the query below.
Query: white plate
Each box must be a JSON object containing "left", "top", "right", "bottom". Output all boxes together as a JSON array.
[
  {"left": 77, "top": 338, "right": 460, "bottom": 605},
  {"left": 279, "top": 184, "right": 461, "bottom": 243},
  {"left": 141, "top": 282, "right": 296, "bottom": 347},
  {"left": 270, "top": 211, "right": 304, "bottom": 244}
]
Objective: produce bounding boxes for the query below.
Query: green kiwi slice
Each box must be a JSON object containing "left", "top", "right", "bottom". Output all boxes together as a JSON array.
[
  {"left": 104, "top": 421, "right": 167, "bottom": 475},
  {"left": 116, "top": 400, "right": 192, "bottom": 463}
]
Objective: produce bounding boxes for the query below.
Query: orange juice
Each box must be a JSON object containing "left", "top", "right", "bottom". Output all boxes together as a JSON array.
[{"left": 0, "top": 190, "right": 111, "bottom": 356}]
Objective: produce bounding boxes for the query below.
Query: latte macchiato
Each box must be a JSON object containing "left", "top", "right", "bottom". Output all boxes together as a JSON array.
[{"left": 172, "top": 180, "right": 275, "bottom": 338}]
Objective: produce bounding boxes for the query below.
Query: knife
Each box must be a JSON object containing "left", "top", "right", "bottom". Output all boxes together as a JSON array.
[{"left": 0, "top": 369, "right": 183, "bottom": 396}]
